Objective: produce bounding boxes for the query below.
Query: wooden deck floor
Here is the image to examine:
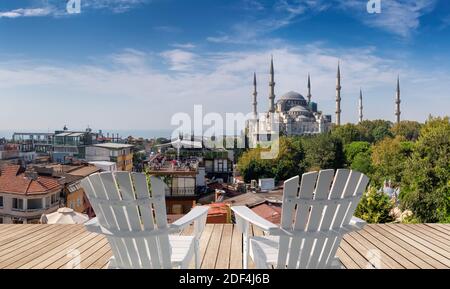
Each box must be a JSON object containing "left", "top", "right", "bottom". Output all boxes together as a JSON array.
[{"left": 0, "top": 223, "right": 449, "bottom": 269}]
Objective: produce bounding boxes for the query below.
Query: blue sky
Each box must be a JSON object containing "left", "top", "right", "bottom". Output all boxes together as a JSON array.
[{"left": 0, "top": 0, "right": 450, "bottom": 133}]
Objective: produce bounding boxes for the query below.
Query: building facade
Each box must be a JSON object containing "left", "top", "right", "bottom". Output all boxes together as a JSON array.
[{"left": 85, "top": 143, "right": 134, "bottom": 171}]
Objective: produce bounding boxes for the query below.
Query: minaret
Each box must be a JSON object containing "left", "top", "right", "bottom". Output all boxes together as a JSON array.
[
  {"left": 268, "top": 56, "right": 276, "bottom": 113},
  {"left": 335, "top": 61, "right": 342, "bottom": 126},
  {"left": 252, "top": 72, "right": 258, "bottom": 119},
  {"left": 395, "top": 76, "right": 401, "bottom": 124},
  {"left": 359, "top": 89, "right": 363, "bottom": 123},
  {"left": 307, "top": 73, "right": 312, "bottom": 104}
]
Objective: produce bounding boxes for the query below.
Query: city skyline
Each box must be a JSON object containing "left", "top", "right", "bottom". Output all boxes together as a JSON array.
[{"left": 1, "top": 0, "right": 450, "bottom": 131}]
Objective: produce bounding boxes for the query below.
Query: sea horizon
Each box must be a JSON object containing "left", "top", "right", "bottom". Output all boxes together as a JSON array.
[{"left": 0, "top": 129, "right": 174, "bottom": 140}]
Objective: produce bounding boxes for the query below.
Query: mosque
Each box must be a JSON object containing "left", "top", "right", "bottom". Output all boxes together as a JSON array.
[{"left": 247, "top": 57, "right": 401, "bottom": 146}]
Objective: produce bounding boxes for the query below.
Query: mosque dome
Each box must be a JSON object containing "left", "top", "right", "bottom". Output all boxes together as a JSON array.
[{"left": 280, "top": 91, "right": 307, "bottom": 101}]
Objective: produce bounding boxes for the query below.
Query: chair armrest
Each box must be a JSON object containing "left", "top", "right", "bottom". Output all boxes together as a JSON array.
[
  {"left": 171, "top": 206, "right": 209, "bottom": 231},
  {"left": 349, "top": 216, "right": 367, "bottom": 230},
  {"left": 84, "top": 217, "right": 102, "bottom": 234},
  {"left": 231, "top": 206, "right": 279, "bottom": 234}
]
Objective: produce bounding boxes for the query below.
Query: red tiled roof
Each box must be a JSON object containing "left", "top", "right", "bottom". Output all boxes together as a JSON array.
[
  {"left": 0, "top": 165, "right": 62, "bottom": 195},
  {"left": 251, "top": 203, "right": 282, "bottom": 224}
]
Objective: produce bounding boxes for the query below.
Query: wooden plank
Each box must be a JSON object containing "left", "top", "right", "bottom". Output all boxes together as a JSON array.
[
  {"left": 363, "top": 225, "right": 431, "bottom": 269},
  {"left": 79, "top": 242, "right": 112, "bottom": 269},
  {"left": 87, "top": 249, "right": 113, "bottom": 269},
  {"left": 353, "top": 230, "right": 412, "bottom": 269},
  {"left": 431, "top": 223, "right": 450, "bottom": 233},
  {"left": 0, "top": 225, "right": 61, "bottom": 256},
  {"left": 402, "top": 224, "right": 450, "bottom": 252},
  {"left": 386, "top": 224, "right": 450, "bottom": 259},
  {"left": 339, "top": 238, "right": 373, "bottom": 269},
  {"left": 424, "top": 224, "right": 450, "bottom": 238},
  {"left": 0, "top": 224, "right": 35, "bottom": 238},
  {"left": 215, "top": 224, "right": 233, "bottom": 269},
  {"left": 0, "top": 225, "right": 50, "bottom": 247},
  {"left": 24, "top": 230, "right": 97, "bottom": 269},
  {"left": 374, "top": 225, "right": 450, "bottom": 268},
  {"left": 48, "top": 234, "right": 106, "bottom": 269},
  {"left": 343, "top": 233, "right": 394, "bottom": 269},
  {"left": 336, "top": 247, "right": 359, "bottom": 269},
  {"left": 229, "top": 224, "right": 243, "bottom": 269},
  {"left": 413, "top": 224, "right": 450, "bottom": 243},
  {"left": 0, "top": 225, "right": 76, "bottom": 265},
  {"left": 369, "top": 225, "right": 446, "bottom": 269},
  {"left": 201, "top": 224, "right": 223, "bottom": 269},
  {"left": 1, "top": 225, "right": 85, "bottom": 269},
  {"left": 192, "top": 223, "right": 213, "bottom": 269}
]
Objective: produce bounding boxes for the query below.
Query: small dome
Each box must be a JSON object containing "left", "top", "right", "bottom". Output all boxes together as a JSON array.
[
  {"left": 280, "top": 91, "right": 306, "bottom": 101},
  {"left": 289, "top": 105, "right": 309, "bottom": 112}
]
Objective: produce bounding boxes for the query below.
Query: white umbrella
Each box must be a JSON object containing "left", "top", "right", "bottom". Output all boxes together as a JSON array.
[{"left": 40, "top": 207, "right": 89, "bottom": 224}]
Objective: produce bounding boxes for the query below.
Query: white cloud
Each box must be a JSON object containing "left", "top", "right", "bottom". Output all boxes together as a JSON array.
[
  {"left": 0, "top": 44, "right": 449, "bottom": 131},
  {"left": 206, "top": 0, "right": 330, "bottom": 44},
  {"left": 110, "top": 49, "right": 149, "bottom": 68},
  {"left": 340, "top": 0, "right": 437, "bottom": 37},
  {"left": 160, "top": 49, "right": 197, "bottom": 71},
  {"left": 0, "top": 8, "right": 53, "bottom": 18},
  {"left": 0, "top": 0, "right": 149, "bottom": 19},
  {"left": 206, "top": 0, "right": 437, "bottom": 44},
  {"left": 82, "top": 0, "right": 149, "bottom": 13},
  {"left": 171, "top": 43, "right": 196, "bottom": 49}
]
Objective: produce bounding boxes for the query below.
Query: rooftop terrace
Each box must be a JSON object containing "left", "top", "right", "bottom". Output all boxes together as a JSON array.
[{"left": 0, "top": 223, "right": 449, "bottom": 269}]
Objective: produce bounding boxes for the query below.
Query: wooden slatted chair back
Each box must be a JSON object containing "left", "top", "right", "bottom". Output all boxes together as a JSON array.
[
  {"left": 81, "top": 171, "right": 173, "bottom": 269},
  {"left": 276, "top": 169, "right": 369, "bottom": 269}
]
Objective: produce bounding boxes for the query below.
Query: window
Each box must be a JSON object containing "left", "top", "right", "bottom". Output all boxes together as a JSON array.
[
  {"left": 12, "top": 198, "right": 24, "bottom": 210},
  {"left": 0, "top": 217, "right": 3, "bottom": 224},
  {"left": 77, "top": 197, "right": 81, "bottom": 207},
  {"left": 0, "top": 196, "right": 3, "bottom": 208},
  {"left": 51, "top": 194, "right": 60, "bottom": 204},
  {"left": 27, "top": 198, "right": 43, "bottom": 210}
]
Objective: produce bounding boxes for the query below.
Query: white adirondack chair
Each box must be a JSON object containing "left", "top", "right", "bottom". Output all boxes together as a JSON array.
[
  {"left": 80, "top": 171, "right": 209, "bottom": 269},
  {"left": 232, "top": 169, "right": 369, "bottom": 269}
]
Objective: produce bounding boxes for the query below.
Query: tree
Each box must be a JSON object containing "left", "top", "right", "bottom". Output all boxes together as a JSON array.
[
  {"left": 357, "top": 120, "right": 393, "bottom": 143},
  {"left": 371, "top": 136, "right": 412, "bottom": 187},
  {"left": 355, "top": 187, "right": 394, "bottom": 223},
  {"left": 372, "top": 125, "right": 393, "bottom": 143},
  {"left": 331, "top": 124, "right": 363, "bottom": 145},
  {"left": 401, "top": 116, "right": 450, "bottom": 223},
  {"left": 236, "top": 147, "right": 274, "bottom": 183},
  {"left": 344, "top": 141, "right": 371, "bottom": 165},
  {"left": 344, "top": 141, "right": 373, "bottom": 174},
  {"left": 302, "top": 134, "right": 345, "bottom": 171},
  {"left": 351, "top": 152, "right": 373, "bottom": 175},
  {"left": 272, "top": 137, "right": 306, "bottom": 181},
  {"left": 237, "top": 137, "right": 306, "bottom": 183},
  {"left": 391, "top": 120, "right": 422, "bottom": 141}
]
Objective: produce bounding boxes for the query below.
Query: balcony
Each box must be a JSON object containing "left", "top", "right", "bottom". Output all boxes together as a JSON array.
[
  {"left": 0, "top": 223, "right": 448, "bottom": 269},
  {"left": 165, "top": 187, "right": 196, "bottom": 197},
  {"left": 10, "top": 203, "right": 59, "bottom": 217}
]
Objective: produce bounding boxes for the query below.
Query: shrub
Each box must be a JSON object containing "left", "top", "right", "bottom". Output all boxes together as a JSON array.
[{"left": 355, "top": 187, "right": 394, "bottom": 224}]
